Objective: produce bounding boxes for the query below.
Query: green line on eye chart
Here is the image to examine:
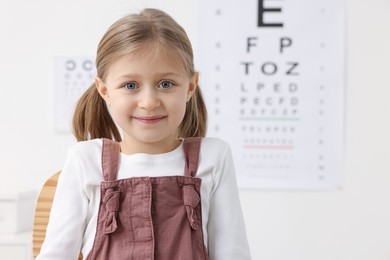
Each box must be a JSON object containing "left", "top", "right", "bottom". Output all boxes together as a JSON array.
[{"left": 239, "top": 117, "right": 300, "bottom": 122}]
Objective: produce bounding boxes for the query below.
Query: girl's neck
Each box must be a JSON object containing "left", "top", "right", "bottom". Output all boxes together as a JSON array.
[{"left": 119, "top": 138, "right": 182, "bottom": 155}]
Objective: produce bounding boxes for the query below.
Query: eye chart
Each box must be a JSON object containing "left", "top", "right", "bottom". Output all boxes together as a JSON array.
[
  {"left": 197, "top": 0, "right": 345, "bottom": 190},
  {"left": 55, "top": 57, "right": 96, "bottom": 132}
]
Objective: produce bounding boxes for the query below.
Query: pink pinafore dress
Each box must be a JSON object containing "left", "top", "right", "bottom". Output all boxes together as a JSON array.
[{"left": 85, "top": 138, "right": 208, "bottom": 260}]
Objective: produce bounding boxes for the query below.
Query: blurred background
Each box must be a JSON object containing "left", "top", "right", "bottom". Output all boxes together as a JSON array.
[{"left": 0, "top": 0, "right": 389, "bottom": 259}]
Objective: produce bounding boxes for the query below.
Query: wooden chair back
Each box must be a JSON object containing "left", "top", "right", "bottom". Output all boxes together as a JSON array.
[{"left": 32, "top": 172, "right": 82, "bottom": 259}]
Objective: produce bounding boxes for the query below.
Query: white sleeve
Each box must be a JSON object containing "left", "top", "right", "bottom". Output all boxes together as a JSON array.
[
  {"left": 36, "top": 148, "right": 88, "bottom": 260},
  {"left": 207, "top": 144, "right": 252, "bottom": 260}
]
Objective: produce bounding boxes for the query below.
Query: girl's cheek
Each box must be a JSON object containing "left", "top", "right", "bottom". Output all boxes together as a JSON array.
[{"left": 115, "top": 95, "right": 134, "bottom": 106}]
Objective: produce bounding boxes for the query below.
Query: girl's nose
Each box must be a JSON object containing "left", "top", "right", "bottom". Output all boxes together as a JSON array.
[{"left": 138, "top": 88, "right": 161, "bottom": 110}]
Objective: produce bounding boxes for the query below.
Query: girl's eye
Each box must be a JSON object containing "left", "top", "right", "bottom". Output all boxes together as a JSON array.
[
  {"left": 124, "top": 82, "right": 137, "bottom": 90},
  {"left": 159, "top": 80, "right": 173, "bottom": 89}
]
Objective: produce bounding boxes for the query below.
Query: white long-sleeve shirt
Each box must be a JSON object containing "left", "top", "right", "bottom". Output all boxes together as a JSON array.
[{"left": 37, "top": 137, "right": 251, "bottom": 260}]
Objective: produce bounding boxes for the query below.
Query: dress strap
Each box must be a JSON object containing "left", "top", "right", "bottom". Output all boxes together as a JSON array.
[
  {"left": 101, "top": 138, "right": 121, "bottom": 181},
  {"left": 183, "top": 138, "right": 202, "bottom": 177}
]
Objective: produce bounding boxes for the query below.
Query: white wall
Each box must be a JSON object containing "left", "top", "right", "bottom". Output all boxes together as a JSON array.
[{"left": 0, "top": 0, "right": 389, "bottom": 259}]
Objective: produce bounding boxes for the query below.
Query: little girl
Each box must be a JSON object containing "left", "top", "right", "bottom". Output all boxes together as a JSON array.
[{"left": 37, "top": 8, "right": 251, "bottom": 260}]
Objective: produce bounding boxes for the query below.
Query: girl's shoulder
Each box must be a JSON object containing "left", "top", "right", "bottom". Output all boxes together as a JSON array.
[
  {"left": 70, "top": 138, "right": 103, "bottom": 153},
  {"left": 68, "top": 137, "right": 231, "bottom": 161},
  {"left": 68, "top": 138, "right": 103, "bottom": 164},
  {"left": 199, "top": 137, "right": 231, "bottom": 157},
  {"left": 200, "top": 137, "right": 229, "bottom": 149}
]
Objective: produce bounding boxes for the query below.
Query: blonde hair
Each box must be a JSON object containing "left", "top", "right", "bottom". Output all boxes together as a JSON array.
[{"left": 73, "top": 8, "right": 207, "bottom": 142}]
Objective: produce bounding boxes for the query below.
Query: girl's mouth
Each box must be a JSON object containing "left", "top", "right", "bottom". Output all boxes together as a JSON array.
[{"left": 133, "top": 116, "right": 167, "bottom": 124}]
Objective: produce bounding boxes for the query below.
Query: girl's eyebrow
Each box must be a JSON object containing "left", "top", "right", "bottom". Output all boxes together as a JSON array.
[
  {"left": 156, "top": 72, "right": 182, "bottom": 78},
  {"left": 115, "top": 73, "right": 140, "bottom": 81},
  {"left": 116, "top": 72, "right": 182, "bottom": 81}
]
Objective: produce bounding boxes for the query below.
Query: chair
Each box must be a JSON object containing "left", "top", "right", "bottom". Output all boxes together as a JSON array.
[{"left": 32, "top": 172, "right": 83, "bottom": 259}]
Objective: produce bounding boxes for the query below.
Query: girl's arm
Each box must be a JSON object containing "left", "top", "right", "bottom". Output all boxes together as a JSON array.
[
  {"left": 207, "top": 143, "right": 252, "bottom": 260},
  {"left": 36, "top": 149, "right": 88, "bottom": 259}
]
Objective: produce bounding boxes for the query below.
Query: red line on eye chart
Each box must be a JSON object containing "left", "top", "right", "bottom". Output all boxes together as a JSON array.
[
  {"left": 239, "top": 117, "right": 300, "bottom": 122},
  {"left": 243, "top": 145, "right": 294, "bottom": 150}
]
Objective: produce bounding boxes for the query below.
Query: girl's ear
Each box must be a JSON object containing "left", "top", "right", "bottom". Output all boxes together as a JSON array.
[
  {"left": 95, "top": 77, "right": 110, "bottom": 105},
  {"left": 187, "top": 72, "right": 199, "bottom": 101}
]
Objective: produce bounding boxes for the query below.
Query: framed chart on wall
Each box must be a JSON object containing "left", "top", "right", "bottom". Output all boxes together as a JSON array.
[{"left": 197, "top": 0, "right": 345, "bottom": 190}]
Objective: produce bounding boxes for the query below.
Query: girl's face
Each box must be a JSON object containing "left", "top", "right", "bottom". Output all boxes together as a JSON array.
[{"left": 96, "top": 46, "right": 197, "bottom": 154}]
